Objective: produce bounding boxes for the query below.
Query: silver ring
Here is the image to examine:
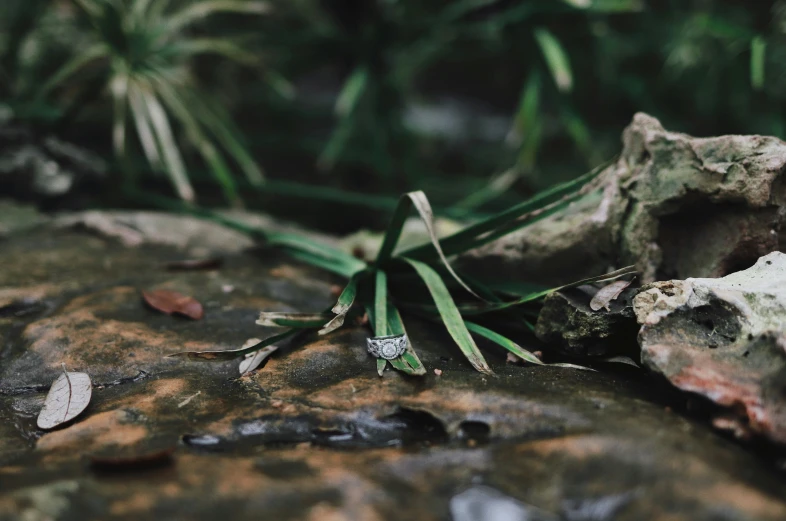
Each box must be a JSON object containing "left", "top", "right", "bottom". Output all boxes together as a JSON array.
[{"left": 366, "top": 334, "right": 408, "bottom": 360}]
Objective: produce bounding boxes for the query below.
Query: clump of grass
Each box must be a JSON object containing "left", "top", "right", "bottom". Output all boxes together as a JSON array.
[
  {"left": 36, "top": 0, "right": 270, "bottom": 205},
  {"left": 166, "top": 158, "right": 634, "bottom": 375}
]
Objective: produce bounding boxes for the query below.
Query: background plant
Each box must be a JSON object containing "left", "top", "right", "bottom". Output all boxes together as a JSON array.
[{"left": 3, "top": 0, "right": 786, "bottom": 224}]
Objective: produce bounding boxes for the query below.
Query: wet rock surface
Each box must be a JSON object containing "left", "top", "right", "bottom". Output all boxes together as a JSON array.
[
  {"left": 635, "top": 252, "right": 786, "bottom": 445},
  {"left": 464, "top": 112, "right": 786, "bottom": 285},
  {"left": 1, "top": 216, "right": 786, "bottom": 520}
]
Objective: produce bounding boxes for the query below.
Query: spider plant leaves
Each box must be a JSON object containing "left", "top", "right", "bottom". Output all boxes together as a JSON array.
[
  {"left": 464, "top": 321, "right": 543, "bottom": 365},
  {"left": 403, "top": 257, "right": 492, "bottom": 374},
  {"left": 164, "top": 1, "right": 272, "bottom": 37},
  {"left": 256, "top": 312, "right": 331, "bottom": 328},
  {"left": 534, "top": 28, "right": 572, "bottom": 92},
  {"left": 377, "top": 358, "right": 388, "bottom": 376},
  {"left": 37, "top": 366, "right": 92, "bottom": 430},
  {"left": 169, "top": 329, "right": 297, "bottom": 360},
  {"left": 376, "top": 191, "right": 482, "bottom": 299},
  {"left": 47, "top": 0, "right": 267, "bottom": 203}
]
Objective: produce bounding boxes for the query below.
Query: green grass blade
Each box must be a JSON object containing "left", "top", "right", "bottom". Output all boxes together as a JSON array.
[
  {"left": 376, "top": 191, "right": 482, "bottom": 299},
  {"left": 169, "top": 328, "right": 297, "bottom": 360},
  {"left": 37, "top": 43, "right": 107, "bottom": 99},
  {"left": 751, "top": 36, "right": 766, "bottom": 90},
  {"left": 141, "top": 89, "right": 195, "bottom": 202},
  {"left": 464, "top": 321, "right": 543, "bottom": 365},
  {"left": 461, "top": 265, "right": 637, "bottom": 315},
  {"left": 400, "top": 159, "right": 610, "bottom": 260},
  {"left": 374, "top": 270, "right": 389, "bottom": 337},
  {"left": 387, "top": 303, "right": 426, "bottom": 375},
  {"left": 256, "top": 312, "right": 331, "bottom": 328},
  {"left": 319, "top": 272, "right": 363, "bottom": 335},
  {"left": 335, "top": 67, "right": 368, "bottom": 116},
  {"left": 402, "top": 257, "right": 492, "bottom": 374},
  {"left": 377, "top": 359, "right": 388, "bottom": 376},
  {"left": 283, "top": 249, "right": 361, "bottom": 279},
  {"left": 165, "top": 1, "right": 270, "bottom": 36},
  {"left": 156, "top": 81, "right": 240, "bottom": 206},
  {"left": 534, "top": 28, "right": 572, "bottom": 92},
  {"left": 267, "top": 232, "right": 367, "bottom": 274}
]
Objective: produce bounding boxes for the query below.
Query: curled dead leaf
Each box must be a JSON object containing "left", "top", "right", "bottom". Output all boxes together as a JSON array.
[
  {"left": 37, "top": 365, "right": 92, "bottom": 430},
  {"left": 590, "top": 279, "right": 634, "bottom": 312},
  {"left": 142, "top": 289, "right": 204, "bottom": 320},
  {"left": 238, "top": 338, "right": 279, "bottom": 375}
]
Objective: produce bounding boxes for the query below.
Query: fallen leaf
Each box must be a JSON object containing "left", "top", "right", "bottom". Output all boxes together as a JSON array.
[
  {"left": 239, "top": 338, "right": 279, "bottom": 375},
  {"left": 600, "top": 356, "right": 640, "bottom": 368},
  {"left": 168, "top": 329, "right": 297, "bottom": 360},
  {"left": 550, "top": 363, "right": 597, "bottom": 372},
  {"left": 142, "top": 289, "right": 204, "bottom": 320},
  {"left": 164, "top": 257, "right": 223, "bottom": 271},
  {"left": 590, "top": 279, "right": 634, "bottom": 312},
  {"left": 37, "top": 365, "right": 92, "bottom": 430}
]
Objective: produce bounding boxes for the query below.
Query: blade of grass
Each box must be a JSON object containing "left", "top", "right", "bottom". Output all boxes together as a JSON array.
[
  {"left": 534, "top": 28, "right": 572, "bottom": 92},
  {"left": 256, "top": 312, "right": 331, "bottom": 328},
  {"left": 402, "top": 257, "right": 492, "bottom": 374},
  {"left": 751, "top": 35, "right": 766, "bottom": 90},
  {"left": 335, "top": 67, "right": 368, "bottom": 116},
  {"left": 464, "top": 321, "right": 543, "bottom": 365},
  {"left": 141, "top": 89, "right": 195, "bottom": 202},
  {"left": 400, "top": 158, "right": 611, "bottom": 260},
  {"left": 168, "top": 328, "right": 297, "bottom": 360},
  {"left": 165, "top": 1, "right": 271, "bottom": 36},
  {"left": 387, "top": 303, "right": 426, "bottom": 375},
  {"left": 374, "top": 270, "right": 389, "bottom": 337},
  {"left": 376, "top": 191, "right": 482, "bottom": 299},
  {"left": 460, "top": 265, "right": 637, "bottom": 315},
  {"left": 319, "top": 272, "right": 364, "bottom": 335}
]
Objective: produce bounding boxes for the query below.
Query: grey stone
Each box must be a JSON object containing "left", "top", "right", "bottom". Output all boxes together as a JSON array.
[
  {"left": 462, "top": 113, "right": 786, "bottom": 285},
  {"left": 635, "top": 252, "right": 786, "bottom": 443}
]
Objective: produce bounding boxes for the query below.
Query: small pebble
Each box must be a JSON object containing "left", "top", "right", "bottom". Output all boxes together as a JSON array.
[
  {"left": 222, "top": 284, "right": 235, "bottom": 294},
  {"left": 434, "top": 369, "right": 442, "bottom": 376}
]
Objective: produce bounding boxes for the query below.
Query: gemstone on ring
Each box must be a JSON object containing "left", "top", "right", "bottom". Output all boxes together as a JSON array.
[{"left": 366, "top": 334, "right": 408, "bottom": 360}]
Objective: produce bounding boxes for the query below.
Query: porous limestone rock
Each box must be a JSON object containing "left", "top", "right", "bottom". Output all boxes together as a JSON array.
[{"left": 634, "top": 251, "right": 786, "bottom": 443}]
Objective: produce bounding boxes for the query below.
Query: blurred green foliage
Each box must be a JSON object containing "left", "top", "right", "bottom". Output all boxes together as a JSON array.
[{"left": 1, "top": 0, "right": 785, "bottom": 221}]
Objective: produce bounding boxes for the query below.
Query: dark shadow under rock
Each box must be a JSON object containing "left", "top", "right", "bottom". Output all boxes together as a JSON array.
[{"left": 535, "top": 286, "right": 639, "bottom": 357}]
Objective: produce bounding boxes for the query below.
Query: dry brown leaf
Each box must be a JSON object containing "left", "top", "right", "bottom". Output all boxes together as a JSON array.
[
  {"left": 142, "top": 289, "right": 204, "bottom": 320},
  {"left": 590, "top": 279, "right": 634, "bottom": 312},
  {"left": 37, "top": 366, "right": 92, "bottom": 430}
]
